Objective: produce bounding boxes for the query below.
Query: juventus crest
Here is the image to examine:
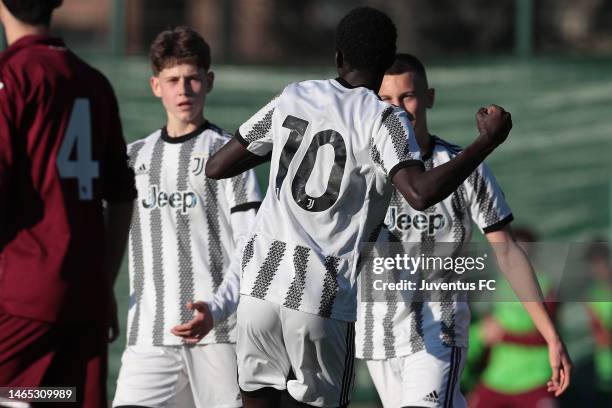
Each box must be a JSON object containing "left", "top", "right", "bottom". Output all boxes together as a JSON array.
[{"left": 191, "top": 155, "right": 207, "bottom": 176}]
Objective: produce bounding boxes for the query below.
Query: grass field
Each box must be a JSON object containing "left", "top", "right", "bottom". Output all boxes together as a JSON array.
[{"left": 87, "top": 55, "right": 612, "bottom": 404}]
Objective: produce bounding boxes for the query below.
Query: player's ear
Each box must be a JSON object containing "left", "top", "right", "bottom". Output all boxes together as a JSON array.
[
  {"left": 150, "top": 75, "right": 162, "bottom": 98},
  {"left": 427, "top": 88, "right": 435, "bottom": 109},
  {"left": 335, "top": 49, "right": 344, "bottom": 70},
  {"left": 206, "top": 70, "right": 215, "bottom": 93}
]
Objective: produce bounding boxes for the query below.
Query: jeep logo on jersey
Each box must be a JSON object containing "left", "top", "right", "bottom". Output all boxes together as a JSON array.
[
  {"left": 384, "top": 206, "right": 446, "bottom": 235},
  {"left": 141, "top": 185, "right": 197, "bottom": 214}
]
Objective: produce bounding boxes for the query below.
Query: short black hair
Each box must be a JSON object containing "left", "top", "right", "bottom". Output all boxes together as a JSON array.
[
  {"left": 1, "top": 0, "right": 62, "bottom": 26},
  {"left": 335, "top": 7, "right": 396, "bottom": 74},
  {"left": 149, "top": 26, "right": 211, "bottom": 75},
  {"left": 386, "top": 53, "right": 429, "bottom": 87}
]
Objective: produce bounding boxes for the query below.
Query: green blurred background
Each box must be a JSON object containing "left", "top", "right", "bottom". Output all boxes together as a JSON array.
[{"left": 94, "top": 56, "right": 612, "bottom": 406}]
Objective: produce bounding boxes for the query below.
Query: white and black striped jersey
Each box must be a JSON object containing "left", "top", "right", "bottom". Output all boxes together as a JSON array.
[
  {"left": 234, "top": 78, "right": 423, "bottom": 322},
  {"left": 355, "top": 136, "right": 513, "bottom": 360},
  {"left": 125, "top": 122, "right": 262, "bottom": 346}
]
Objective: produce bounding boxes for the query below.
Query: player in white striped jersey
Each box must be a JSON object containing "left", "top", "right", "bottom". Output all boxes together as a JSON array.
[
  {"left": 113, "top": 27, "right": 261, "bottom": 408},
  {"left": 204, "top": 8, "right": 512, "bottom": 408},
  {"left": 355, "top": 54, "right": 571, "bottom": 408}
]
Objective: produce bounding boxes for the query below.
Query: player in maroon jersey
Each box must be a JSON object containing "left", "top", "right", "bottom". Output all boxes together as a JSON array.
[{"left": 0, "top": 1, "right": 135, "bottom": 406}]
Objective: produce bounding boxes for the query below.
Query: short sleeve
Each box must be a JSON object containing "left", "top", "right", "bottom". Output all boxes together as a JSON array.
[
  {"left": 101, "top": 86, "right": 136, "bottom": 202},
  {"left": 235, "top": 95, "right": 279, "bottom": 156},
  {"left": 370, "top": 106, "right": 423, "bottom": 178},
  {"left": 465, "top": 163, "right": 513, "bottom": 233},
  {"left": 221, "top": 167, "right": 262, "bottom": 246},
  {"left": 223, "top": 168, "right": 263, "bottom": 214}
]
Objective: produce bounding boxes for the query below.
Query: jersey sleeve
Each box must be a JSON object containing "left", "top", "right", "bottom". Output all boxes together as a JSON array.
[
  {"left": 0, "top": 71, "right": 16, "bottom": 219},
  {"left": 222, "top": 168, "right": 263, "bottom": 215},
  {"left": 235, "top": 95, "right": 279, "bottom": 156},
  {"left": 100, "top": 86, "right": 136, "bottom": 202},
  {"left": 465, "top": 163, "right": 513, "bottom": 233},
  {"left": 370, "top": 106, "right": 423, "bottom": 178},
  {"left": 206, "top": 235, "right": 244, "bottom": 324},
  {"left": 209, "top": 171, "right": 262, "bottom": 324}
]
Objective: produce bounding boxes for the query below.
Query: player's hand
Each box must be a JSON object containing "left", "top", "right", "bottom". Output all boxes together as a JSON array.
[
  {"left": 170, "top": 301, "right": 213, "bottom": 344},
  {"left": 546, "top": 339, "right": 572, "bottom": 397},
  {"left": 108, "top": 293, "right": 120, "bottom": 343},
  {"left": 476, "top": 104, "right": 512, "bottom": 148}
]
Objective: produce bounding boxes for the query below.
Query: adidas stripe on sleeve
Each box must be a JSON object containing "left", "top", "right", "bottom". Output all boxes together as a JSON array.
[
  {"left": 465, "top": 162, "right": 513, "bottom": 233},
  {"left": 236, "top": 95, "right": 279, "bottom": 156}
]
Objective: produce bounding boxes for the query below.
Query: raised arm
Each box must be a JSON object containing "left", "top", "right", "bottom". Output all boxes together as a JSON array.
[{"left": 392, "top": 105, "right": 512, "bottom": 210}]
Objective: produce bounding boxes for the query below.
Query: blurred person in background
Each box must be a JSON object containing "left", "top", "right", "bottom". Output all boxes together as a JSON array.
[
  {"left": 0, "top": 0, "right": 135, "bottom": 407},
  {"left": 467, "top": 227, "right": 559, "bottom": 408},
  {"left": 583, "top": 240, "right": 611, "bottom": 405}
]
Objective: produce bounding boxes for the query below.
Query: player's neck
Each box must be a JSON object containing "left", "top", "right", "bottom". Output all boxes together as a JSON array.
[
  {"left": 165, "top": 116, "right": 206, "bottom": 138},
  {"left": 339, "top": 71, "right": 382, "bottom": 92},
  {"left": 3, "top": 19, "right": 49, "bottom": 46},
  {"left": 416, "top": 130, "right": 434, "bottom": 158}
]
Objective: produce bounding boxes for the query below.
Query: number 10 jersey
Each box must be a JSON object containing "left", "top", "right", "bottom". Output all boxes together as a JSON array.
[{"left": 235, "top": 78, "right": 422, "bottom": 321}]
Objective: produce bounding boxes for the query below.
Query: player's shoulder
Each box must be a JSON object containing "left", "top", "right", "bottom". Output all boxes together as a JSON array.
[
  {"left": 127, "top": 128, "right": 162, "bottom": 153},
  {"left": 1, "top": 40, "right": 113, "bottom": 97},
  {"left": 203, "top": 121, "right": 232, "bottom": 140},
  {"left": 432, "top": 135, "right": 463, "bottom": 157},
  {"left": 288, "top": 78, "right": 389, "bottom": 116},
  {"left": 284, "top": 78, "right": 375, "bottom": 99},
  {"left": 284, "top": 79, "right": 329, "bottom": 92},
  {"left": 432, "top": 136, "right": 497, "bottom": 180},
  {"left": 200, "top": 121, "right": 234, "bottom": 152},
  {"left": 80, "top": 59, "right": 113, "bottom": 87}
]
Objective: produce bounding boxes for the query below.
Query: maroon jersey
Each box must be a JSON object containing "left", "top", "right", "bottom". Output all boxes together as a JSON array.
[{"left": 0, "top": 35, "right": 135, "bottom": 323}]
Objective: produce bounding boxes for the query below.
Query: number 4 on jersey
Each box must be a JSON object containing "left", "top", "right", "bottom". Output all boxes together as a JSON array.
[{"left": 56, "top": 98, "right": 99, "bottom": 200}]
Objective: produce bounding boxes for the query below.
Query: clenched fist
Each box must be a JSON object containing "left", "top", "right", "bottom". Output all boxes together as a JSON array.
[{"left": 476, "top": 104, "right": 513, "bottom": 149}]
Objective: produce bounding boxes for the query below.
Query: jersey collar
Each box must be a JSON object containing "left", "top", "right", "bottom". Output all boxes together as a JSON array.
[
  {"left": 334, "top": 77, "right": 360, "bottom": 89},
  {"left": 161, "top": 121, "right": 209, "bottom": 144},
  {"left": 1, "top": 35, "right": 66, "bottom": 63},
  {"left": 333, "top": 77, "right": 381, "bottom": 101}
]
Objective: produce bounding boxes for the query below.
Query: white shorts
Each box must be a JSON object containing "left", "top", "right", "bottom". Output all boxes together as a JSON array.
[
  {"left": 366, "top": 347, "right": 467, "bottom": 408},
  {"left": 236, "top": 296, "right": 355, "bottom": 407},
  {"left": 113, "top": 343, "right": 242, "bottom": 408}
]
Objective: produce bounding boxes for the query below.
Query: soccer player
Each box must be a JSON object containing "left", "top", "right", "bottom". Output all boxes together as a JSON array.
[
  {"left": 354, "top": 54, "right": 571, "bottom": 407},
  {"left": 111, "top": 27, "right": 261, "bottom": 408},
  {"left": 0, "top": 0, "right": 135, "bottom": 407},
  {"left": 204, "top": 8, "right": 512, "bottom": 408}
]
